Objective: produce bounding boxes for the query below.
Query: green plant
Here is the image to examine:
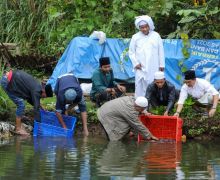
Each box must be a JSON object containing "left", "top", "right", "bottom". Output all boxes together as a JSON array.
[
  {"left": 168, "top": 0, "right": 220, "bottom": 39},
  {"left": 150, "top": 106, "right": 166, "bottom": 115},
  {"left": 3, "top": 0, "right": 218, "bottom": 57},
  {"left": 176, "top": 33, "right": 191, "bottom": 82},
  {"left": 0, "top": 60, "right": 14, "bottom": 116}
]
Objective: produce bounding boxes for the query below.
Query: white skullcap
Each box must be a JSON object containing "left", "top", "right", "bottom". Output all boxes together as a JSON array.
[
  {"left": 154, "top": 71, "right": 165, "bottom": 80},
  {"left": 135, "top": 15, "right": 155, "bottom": 31},
  {"left": 138, "top": 20, "right": 148, "bottom": 27},
  {"left": 135, "top": 96, "right": 148, "bottom": 108}
]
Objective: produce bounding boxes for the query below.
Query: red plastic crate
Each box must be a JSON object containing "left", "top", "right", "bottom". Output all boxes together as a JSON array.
[{"left": 138, "top": 115, "right": 183, "bottom": 142}]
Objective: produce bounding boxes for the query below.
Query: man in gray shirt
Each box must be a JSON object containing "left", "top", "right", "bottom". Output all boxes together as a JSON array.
[{"left": 97, "top": 96, "right": 158, "bottom": 141}]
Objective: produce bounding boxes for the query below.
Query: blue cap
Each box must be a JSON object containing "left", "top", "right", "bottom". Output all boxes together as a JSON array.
[{"left": 64, "top": 88, "right": 77, "bottom": 101}]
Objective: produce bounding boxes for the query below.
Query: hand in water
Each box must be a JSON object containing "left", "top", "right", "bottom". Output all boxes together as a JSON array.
[{"left": 147, "top": 135, "right": 159, "bottom": 141}]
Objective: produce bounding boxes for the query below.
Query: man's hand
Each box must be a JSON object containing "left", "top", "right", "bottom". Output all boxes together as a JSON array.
[
  {"left": 117, "top": 84, "right": 126, "bottom": 93},
  {"left": 163, "top": 111, "right": 169, "bottom": 116},
  {"left": 135, "top": 64, "right": 142, "bottom": 70},
  {"left": 141, "top": 109, "right": 152, "bottom": 116},
  {"left": 174, "top": 112, "right": 180, "bottom": 117},
  {"left": 147, "top": 135, "right": 159, "bottom": 141},
  {"left": 144, "top": 111, "right": 152, "bottom": 116},
  {"left": 111, "top": 88, "right": 116, "bottom": 96},
  {"left": 106, "top": 88, "right": 112, "bottom": 93},
  {"left": 209, "top": 108, "right": 216, "bottom": 117}
]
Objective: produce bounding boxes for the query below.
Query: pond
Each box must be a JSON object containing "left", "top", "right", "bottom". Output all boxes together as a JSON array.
[{"left": 0, "top": 136, "right": 220, "bottom": 179}]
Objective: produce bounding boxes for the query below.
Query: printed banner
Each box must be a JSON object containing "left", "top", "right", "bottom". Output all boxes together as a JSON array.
[{"left": 48, "top": 37, "right": 220, "bottom": 90}]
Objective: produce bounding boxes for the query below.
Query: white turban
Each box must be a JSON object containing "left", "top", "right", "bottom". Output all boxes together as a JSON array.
[
  {"left": 154, "top": 71, "right": 165, "bottom": 80},
  {"left": 135, "top": 15, "right": 155, "bottom": 31},
  {"left": 135, "top": 96, "right": 148, "bottom": 108}
]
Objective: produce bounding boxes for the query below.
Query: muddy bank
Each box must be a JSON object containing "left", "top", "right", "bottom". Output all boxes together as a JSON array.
[
  {"left": 0, "top": 120, "right": 218, "bottom": 141},
  {"left": 0, "top": 120, "right": 106, "bottom": 138},
  {"left": 0, "top": 121, "right": 33, "bottom": 138}
]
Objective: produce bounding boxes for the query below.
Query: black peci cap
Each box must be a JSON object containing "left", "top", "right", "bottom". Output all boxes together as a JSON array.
[{"left": 184, "top": 70, "right": 196, "bottom": 80}]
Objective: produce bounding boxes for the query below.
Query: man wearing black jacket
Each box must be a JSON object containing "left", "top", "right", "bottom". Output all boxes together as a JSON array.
[
  {"left": 0, "top": 69, "right": 53, "bottom": 135},
  {"left": 145, "top": 71, "right": 179, "bottom": 116}
]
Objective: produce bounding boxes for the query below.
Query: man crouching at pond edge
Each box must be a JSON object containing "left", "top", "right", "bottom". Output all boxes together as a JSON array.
[
  {"left": 54, "top": 73, "right": 89, "bottom": 136},
  {"left": 0, "top": 69, "right": 53, "bottom": 135},
  {"left": 174, "top": 70, "right": 219, "bottom": 118},
  {"left": 97, "top": 96, "right": 158, "bottom": 141}
]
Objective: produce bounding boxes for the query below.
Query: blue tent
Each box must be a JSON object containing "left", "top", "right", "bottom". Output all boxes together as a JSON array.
[{"left": 48, "top": 37, "right": 220, "bottom": 90}]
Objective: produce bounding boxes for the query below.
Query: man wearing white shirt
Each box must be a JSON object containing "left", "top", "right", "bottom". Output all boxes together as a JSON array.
[
  {"left": 174, "top": 70, "right": 219, "bottom": 117},
  {"left": 129, "top": 15, "right": 165, "bottom": 98}
]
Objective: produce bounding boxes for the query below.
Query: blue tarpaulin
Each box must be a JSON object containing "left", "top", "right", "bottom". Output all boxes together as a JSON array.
[{"left": 48, "top": 37, "right": 220, "bottom": 90}]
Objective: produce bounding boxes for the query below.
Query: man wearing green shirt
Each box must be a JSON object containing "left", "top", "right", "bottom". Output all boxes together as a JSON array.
[{"left": 90, "top": 57, "right": 126, "bottom": 107}]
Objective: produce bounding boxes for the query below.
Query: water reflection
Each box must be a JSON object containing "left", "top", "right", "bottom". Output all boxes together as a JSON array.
[
  {"left": 96, "top": 140, "right": 184, "bottom": 179},
  {"left": 0, "top": 137, "right": 220, "bottom": 179},
  {"left": 207, "top": 160, "right": 220, "bottom": 179}
]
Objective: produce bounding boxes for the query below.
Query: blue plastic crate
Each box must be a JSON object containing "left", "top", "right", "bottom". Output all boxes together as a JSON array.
[{"left": 33, "top": 110, "right": 77, "bottom": 137}]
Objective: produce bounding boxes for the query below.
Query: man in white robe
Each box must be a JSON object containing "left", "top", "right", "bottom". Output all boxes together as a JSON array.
[{"left": 129, "top": 15, "right": 165, "bottom": 98}]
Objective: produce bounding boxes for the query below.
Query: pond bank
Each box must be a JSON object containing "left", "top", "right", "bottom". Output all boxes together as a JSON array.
[{"left": 0, "top": 119, "right": 218, "bottom": 141}]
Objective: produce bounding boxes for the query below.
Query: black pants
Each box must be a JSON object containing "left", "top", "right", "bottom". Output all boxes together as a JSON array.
[{"left": 92, "top": 88, "right": 124, "bottom": 107}]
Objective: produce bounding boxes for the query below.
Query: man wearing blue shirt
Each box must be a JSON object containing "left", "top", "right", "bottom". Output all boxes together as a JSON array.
[{"left": 54, "top": 73, "right": 89, "bottom": 136}]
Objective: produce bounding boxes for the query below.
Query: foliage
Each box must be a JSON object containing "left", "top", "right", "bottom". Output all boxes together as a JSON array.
[
  {"left": 0, "top": 0, "right": 57, "bottom": 55},
  {"left": 85, "top": 100, "right": 99, "bottom": 124},
  {"left": 150, "top": 106, "right": 166, "bottom": 115},
  {"left": 168, "top": 0, "right": 220, "bottom": 39},
  {"left": 1, "top": 0, "right": 219, "bottom": 57},
  {"left": 0, "top": 60, "right": 14, "bottom": 117}
]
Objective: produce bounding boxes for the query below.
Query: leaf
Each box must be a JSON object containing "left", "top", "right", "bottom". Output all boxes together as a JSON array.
[
  {"left": 178, "top": 60, "right": 184, "bottom": 66},
  {"left": 181, "top": 66, "right": 187, "bottom": 73},
  {"left": 176, "top": 74, "right": 182, "bottom": 81},
  {"left": 178, "top": 16, "right": 197, "bottom": 24},
  {"left": 177, "top": 9, "right": 202, "bottom": 17},
  {"left": 213, "top": 31, "right": 220, "bottom": 39},
  {"left": 180, "top": 33, "right": 188, "bottom": 39},
  {"left": 208, "top": 7, "right": 220, "bottom": 15}
]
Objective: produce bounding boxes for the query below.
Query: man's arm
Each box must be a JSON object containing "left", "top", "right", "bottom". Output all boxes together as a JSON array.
[
  {"left": 31, "top": 91, "right": 41, "bottom": 122},
  {"left": 165, "top": 86, "right": 176, "bottom": 115},
  {"left": 92, "top": 71, "right": 107, "bottom": 92},
  {"left": 209, "top": 94, "right": 219, "bottom": 117},
  {"left": 174, "top": 86, "right": 188, "bottom": 116},
  {"left": 55, "top": 94, "right": 67, "bottom": 128},
  {"left": 78, "top": 96, "right": 89, "bottom": 136},
  {"left": 124, "top": 110, "right": 157, "bottom": 140},
  {"left": 174, "top": 104, "right": 183, "bottom": 117},
  {"left": 158, "top": 35, "right": 165, "bottom": 70},
  {"left": 145, "top": 84, "right": 153, "bottom": 111},
  {"left": 128, "top": 36, "right": 140, "bottom": 69},
  {"left": 55, "top": 111, "right": 67, "bottom": 129},
  {"left": 54, "top": 78, "right": 59, "bottom": 96}
]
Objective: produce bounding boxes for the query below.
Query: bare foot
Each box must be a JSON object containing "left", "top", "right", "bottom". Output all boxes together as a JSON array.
[
  {"left": 83, "top": 129, "right": 89, "bottom": 136},
  {"left": 15, "top": 129, "right": 30, "bottom": 136}
]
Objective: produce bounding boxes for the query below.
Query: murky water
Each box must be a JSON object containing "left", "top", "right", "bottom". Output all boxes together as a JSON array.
[{"left": 0, "top": 136, "right": 220, "bottom": 179}]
